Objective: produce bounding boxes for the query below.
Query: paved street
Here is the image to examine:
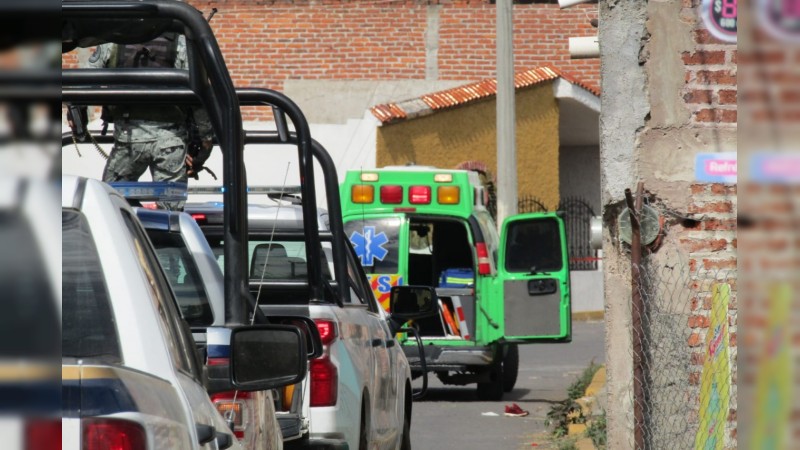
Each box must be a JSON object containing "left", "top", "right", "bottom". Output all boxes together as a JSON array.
[{"left": 410, "top": 321, "right": 605, "bottom": 450}]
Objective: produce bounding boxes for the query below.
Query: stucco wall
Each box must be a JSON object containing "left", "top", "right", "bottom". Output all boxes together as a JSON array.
[
  {"left": 559, "top": 145, "right": 601, "bottom": 213},
  {"left": 375, "top": 83, "right": 560, "bottom": 209}
]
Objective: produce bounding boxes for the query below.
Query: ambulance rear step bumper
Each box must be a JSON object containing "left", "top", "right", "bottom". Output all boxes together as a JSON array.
[{"left": 404, "top": 344, "right": 494, "bottom": 371}]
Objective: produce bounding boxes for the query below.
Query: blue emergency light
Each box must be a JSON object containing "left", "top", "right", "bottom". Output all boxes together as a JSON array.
[{"left": 109, "top": 181, "right": 188, "bottom": 202}]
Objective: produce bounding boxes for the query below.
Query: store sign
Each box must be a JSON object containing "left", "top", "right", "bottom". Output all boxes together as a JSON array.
[
  {"left": 758, "top": 0, "right": 800, "bottom": 42},
  {"left": 695, "top": 152, "right": 737, "bottom": 183},
  {"left": 751, "top": 152, "right": 800, "bottom": 184},
  {"left": 701, "top": 0, "right": 738, "bottom": 43}
]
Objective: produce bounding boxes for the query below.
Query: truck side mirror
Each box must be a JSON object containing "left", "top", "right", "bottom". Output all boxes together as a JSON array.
[
  {"left": 229, "top": 325, "right": 307, "bottom": 392},
  {"left": 389, "top": 286, "right": 438, "bottom": 321}
]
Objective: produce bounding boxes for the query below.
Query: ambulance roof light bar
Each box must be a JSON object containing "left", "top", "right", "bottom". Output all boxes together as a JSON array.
[{"left": 109, "top": 181, "right": 188, "bottom": 202}]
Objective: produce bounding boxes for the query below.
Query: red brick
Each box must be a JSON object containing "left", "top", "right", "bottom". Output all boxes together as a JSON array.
[
  {"left": 694, "top": 109, "right": 737, "bottom": 123},
  {"left": 710, "top": 184, "right": 736, "bottom": 195},
  {"left": 694, "top": 70, "right": 737, "bottom": 85},
  {"left": 702, "top": 258, "right": 737, "bottom": 270},
  {"left": 688, "top": 332, "right": 703, "bottom": 347},
  {"left": 689, "top": 371, "right": 701, "bottom": 385},
  {"left": 703, "top": 219, "right": 736, "bottom": 231},
  {"left": 729, "top": 332, "right": 737, "bottom": 347},
  {"left": 684, "top": 89, "right": 713, "bottom": 104},
  {"left": 718, "top": 90, "right": 737, "bottom": 104},
  {"left": 688, "top": 314, "right": 710, "bottom": 328},
  {"left": 688, "top": 201, "right": 734, "bottom": 214},
  {"left": 682, "top": 51, "right": 726, "bottom": 65}
]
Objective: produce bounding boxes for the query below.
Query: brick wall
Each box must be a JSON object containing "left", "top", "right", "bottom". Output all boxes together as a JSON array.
[
  {"left": 680, "top": 0, "right": 737, "bottom": 126},
  {"left": 677, "top": 1, "right": 737, "bottom": 447},
  {"left": 63, "top": 0, "right": 599, "bottom": 90}
]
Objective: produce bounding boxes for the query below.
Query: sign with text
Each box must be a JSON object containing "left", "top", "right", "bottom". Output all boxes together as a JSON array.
[
  {"left": 758, "top": 0, "right": 800, "bottom": 43},
  {"left": 702, "top": 0, "right": 738, "bottom": 43},
  {"left": 695, "top": 153, "right": 737, "bottom": 183}
]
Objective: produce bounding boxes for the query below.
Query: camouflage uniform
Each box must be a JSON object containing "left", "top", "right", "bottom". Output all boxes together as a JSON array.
[{"left": 86, "top": 35, "right": 212, "bottom": 210}]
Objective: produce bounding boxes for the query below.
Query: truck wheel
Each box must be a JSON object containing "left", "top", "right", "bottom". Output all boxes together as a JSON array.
[
  {"left": 476, "top": 366, "right": 504, "bottom": 401},
  {"left": 502, "top": 344, "right": 519, "bottom": 393}
]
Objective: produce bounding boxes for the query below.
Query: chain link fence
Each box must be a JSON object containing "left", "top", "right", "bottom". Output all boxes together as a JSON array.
[{"left": 625, "top": 197, "right": 736, "bottom": 449}]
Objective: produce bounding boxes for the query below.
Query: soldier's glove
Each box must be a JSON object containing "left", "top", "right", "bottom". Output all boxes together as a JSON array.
[{"left": 187, "top": 139, "right": 217, "bottom": 180}]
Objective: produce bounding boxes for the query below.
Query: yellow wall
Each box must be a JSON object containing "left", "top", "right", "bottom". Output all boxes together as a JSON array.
[{"left": 376, "top": 83, "right": 560, "bottom": 210}]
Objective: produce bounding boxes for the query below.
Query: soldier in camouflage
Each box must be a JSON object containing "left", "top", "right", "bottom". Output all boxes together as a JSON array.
[{"left": 85, "top": 33, "right": 213, "bottom": 210}]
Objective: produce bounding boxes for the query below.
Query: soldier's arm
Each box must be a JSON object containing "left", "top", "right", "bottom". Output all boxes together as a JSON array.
[{"left": 178, "top": 35, "right": 215, "bottom": 145}]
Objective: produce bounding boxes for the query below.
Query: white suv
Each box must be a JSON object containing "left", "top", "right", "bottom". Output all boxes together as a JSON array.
[{"left": 62, "top": 176, "right": 307, "bottom": 450}]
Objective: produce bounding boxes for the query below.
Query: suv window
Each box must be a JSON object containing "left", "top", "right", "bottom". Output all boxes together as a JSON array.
[
  {"left": 62, "top": 210, "right": 121, "bottom": 363},
  {"left": 344, "top": 217, "right": 401, "bottom": 274},
  {"left": 120, "top": 211, "right": 199, "bottom": 378},
  {"left": 148, "top": 230, "right": 214, "bottom": 327}
]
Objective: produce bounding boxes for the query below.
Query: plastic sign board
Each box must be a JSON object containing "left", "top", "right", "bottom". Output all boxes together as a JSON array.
[
  {"left": 701, "top": 0, "right": 738, "bottom": 43},
  {"left": 758, "top": 0, "right": 800, "bottom": 43},
  {"left": 695, "top": 153, "right": 737, "bottom": 183},
  {"left": 751, "top": 152, "right": 800, "bottom": 184}
]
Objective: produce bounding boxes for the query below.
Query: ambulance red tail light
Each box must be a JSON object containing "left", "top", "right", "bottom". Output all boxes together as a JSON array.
[
  {"left": 314, "top": 319, "right": 337, "bottom": 345},
  {"left": 83, "top": 418, "right": 146, "bottom": 450},
  {"left": 379, "top": 185, "right": 403, "bottom": 204},
  {"left": 476, "top": 243, "right": 491, "bottom": 275},
  {"left": 211, "top": 391, "right": 251, "bottom": 440},
  {"left": 310, "top": 357, "right": 338, "bottom": 407},
  {"left": 408, "top": 186, "right": 431, "bottom": 204}
]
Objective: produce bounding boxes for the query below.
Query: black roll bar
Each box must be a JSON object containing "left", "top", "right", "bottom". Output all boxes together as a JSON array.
[
  {"left": 62, "top": 127, "right": 349, "bottom": 307},
  {"left": 63, "top": 0, "right": 248, "bottom": 324}
]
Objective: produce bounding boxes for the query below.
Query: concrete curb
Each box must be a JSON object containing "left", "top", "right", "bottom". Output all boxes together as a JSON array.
[
  {"left": 572, "top": 311, "right": 604, "bottom": 321},
  {"left": 568, "top": 366, "right": 607, "bottom": 449}
]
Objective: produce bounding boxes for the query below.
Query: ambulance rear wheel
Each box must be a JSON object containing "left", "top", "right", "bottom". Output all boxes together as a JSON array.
[
  {"left": 502, "top": 344, "right": 519, "bottom": 393},
  {"left": 476, "top": 367, "right": 504, "bottom": 401}
]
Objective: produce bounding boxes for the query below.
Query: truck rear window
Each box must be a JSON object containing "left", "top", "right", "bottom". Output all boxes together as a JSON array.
[
  {"left": 344, "top": 218, "right": 401, "bottom": 274},
  {"left": 504, "top": 218, "right": 563, "bottom": 274},
  {"left": 62, "top": 210, "right": 121, "bottom": 363},
  {"left": 148, "top": 230, "right": 214, "bottom": 327}
]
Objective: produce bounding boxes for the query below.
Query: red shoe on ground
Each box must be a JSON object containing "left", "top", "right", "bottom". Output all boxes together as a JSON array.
[{"left": 504, "top": 403, "right": 529, "bottom": 417}]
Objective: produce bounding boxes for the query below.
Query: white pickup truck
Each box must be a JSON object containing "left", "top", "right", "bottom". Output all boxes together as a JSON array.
[{"left": 187, "top": 200, "right": 435, "bottom": 450}]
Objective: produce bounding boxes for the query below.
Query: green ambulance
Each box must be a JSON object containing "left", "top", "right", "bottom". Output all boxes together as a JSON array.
[{"left": 341, "top": 167, "right": 571, "bottom": 400}]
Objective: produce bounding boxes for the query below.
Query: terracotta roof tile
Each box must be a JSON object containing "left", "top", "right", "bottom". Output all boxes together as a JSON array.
[{"left": 371, "top": 65, "right": 600, "bottom": 124}]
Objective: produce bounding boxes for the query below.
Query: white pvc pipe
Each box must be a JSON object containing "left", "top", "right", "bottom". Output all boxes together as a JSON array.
[
  {"left": 559, "top": 0, "right": 593, "bottom": 8},
  {"left": 569, "top": 36, "right": 600, "bottom": 59}
]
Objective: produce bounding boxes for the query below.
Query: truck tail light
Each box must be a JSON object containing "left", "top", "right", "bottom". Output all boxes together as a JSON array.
[
  {"left": 25, "top": 419, "right": 61, "bottom": 450},
  {"left": 190, "top": 213, "right": 207, "bottom": 223},
  {"left": 351, "top": 185, "right": 374, "bottom": 204},
  {"left": 408, "top": 186, "right": 431, "bottom": 204},
  {"left": 211, "top": 391, "right": 251, "bottom": 440},
  {"left": 310, "top": 357, "right": 338, "bottom": 407},
  {"left": 314, "top": 320, "right": 337, "bottom": 345},
  {"left": 83, "top": 418, "right": 146, "bottom": 450},
  {"left": 380, "top": 185, "right": 403, "bottom": 204},
  {"left": 437, "top": 186, "right": 460, "bottom": 204},
  {"left": 281, "top": 384, "right": 296, "bottom": 411},
  {"left": 476, "top": 243, "right": 491, "bottom": 275}
]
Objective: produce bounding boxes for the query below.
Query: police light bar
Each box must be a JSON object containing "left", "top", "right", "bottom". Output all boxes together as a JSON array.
[
  {"left": 109, "top": 181, "right": 188, "bottom": 202},
  {"left": 187, "top": 186, "right": 303, "bottom": 195}
]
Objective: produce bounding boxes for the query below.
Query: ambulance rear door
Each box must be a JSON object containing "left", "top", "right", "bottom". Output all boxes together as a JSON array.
[{"left": 497, "top": 212, "right": 571, "bottom": 343}]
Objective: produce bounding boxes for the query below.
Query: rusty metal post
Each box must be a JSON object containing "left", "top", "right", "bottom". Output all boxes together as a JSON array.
[{"left": 625, "top": 181, "right": 645, "bottom": 449}]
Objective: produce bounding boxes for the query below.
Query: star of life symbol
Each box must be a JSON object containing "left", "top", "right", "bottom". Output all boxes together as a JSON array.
[{"left": 349, "top": 226, "right": 389, "bottom": 267}]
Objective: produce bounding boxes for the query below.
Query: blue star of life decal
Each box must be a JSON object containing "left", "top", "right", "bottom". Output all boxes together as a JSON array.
[{"left": 349, "top": 226, "right": 389, "bottom": 267}]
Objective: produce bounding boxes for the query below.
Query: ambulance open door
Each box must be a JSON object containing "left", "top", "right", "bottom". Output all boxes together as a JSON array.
[{"left": 497, "top": 212, "right": 572, "bottom": 343}]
